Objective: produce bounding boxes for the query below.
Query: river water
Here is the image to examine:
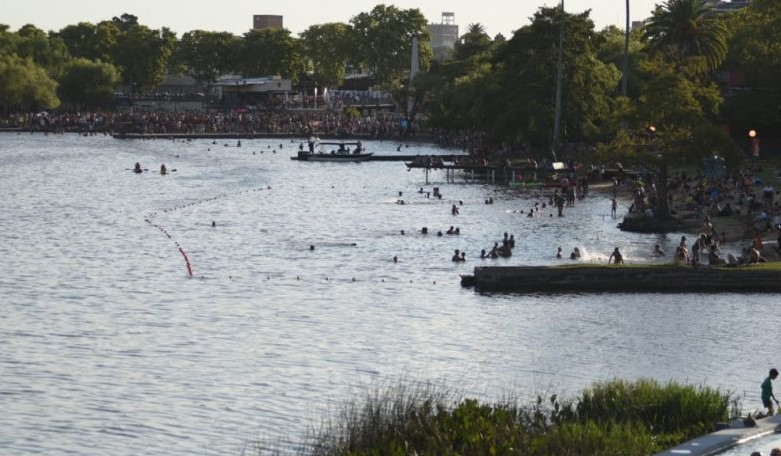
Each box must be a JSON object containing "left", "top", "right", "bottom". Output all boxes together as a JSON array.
[{"left": 1, "top": 134, "right": 778, "bottom": 455}]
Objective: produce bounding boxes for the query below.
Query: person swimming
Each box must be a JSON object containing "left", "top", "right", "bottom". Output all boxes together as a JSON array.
[{"left": 452, "top": 249, "right": 463, "bottom": 262}]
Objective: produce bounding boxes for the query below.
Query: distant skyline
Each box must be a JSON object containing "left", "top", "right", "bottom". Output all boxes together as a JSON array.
[{"left": 2, "top": 0, "right": 662, "bottom": 38}]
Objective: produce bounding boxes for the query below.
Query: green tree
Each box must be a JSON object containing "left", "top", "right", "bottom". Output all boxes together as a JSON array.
[
  {"left": 486, "top": 7, "right": 620, "bottom": 148},
  {"left": 300, "top": 22, "right": 352, "bottom": 88},
  {"left": 111, "top": 14, "right": 139, "bottom": 32},
  {"left": 597, "top": 57, "right": 738, "bottom": 218},
  {"left": 58, "top": 58, "right": 120, "bottom": 109},
  {"left": 720, "top": 0, "right": 781, "bottom": 136},
  {"left": 350, "top": 4, "right": 432, "bottom": 88},
  {"left": 596, "top": 25, "right": 647, "bottom": 98},
  {"left": 454, "top": 23, "right": 493, "bottom": 61},
  {"left": 0, "top": 54, "right": 60, "bottom": 112},
  {"left": 55, "top": 21, "right": 119, "bottom": 63},
  {"left": 15, "top": 24, "right": 69, "bottom": 78},
  {"left": 238, "top": 28, "right": 305, "bottom": 82},
  {"left": 419, "top": 23, "right": 499, "bottom": 133},
  {"left": 113, "top": 24, "right": 175, "bottom": 96},
  {"left": 0, "top": 24, "right": 19, "bottom": 57},
  {"left": 644, "top": 0, "right": 729, "bottom": 75},
  {"left": 176, "top": 30, "right": 238, "bottom": 90}
]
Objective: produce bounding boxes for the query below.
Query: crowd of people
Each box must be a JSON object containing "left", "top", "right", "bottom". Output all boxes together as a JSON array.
[{"left": 0, "top": 109, "right": 486, "bottom": 150}]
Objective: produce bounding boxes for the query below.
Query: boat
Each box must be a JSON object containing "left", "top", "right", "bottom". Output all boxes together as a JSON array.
[{"left": 291, "top": 140, "right": 373, "bottom": 162}]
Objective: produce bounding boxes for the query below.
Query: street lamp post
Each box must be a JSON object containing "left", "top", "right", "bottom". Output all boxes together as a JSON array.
[{"left": 749, "top": 129, "right": 759, "bottom": 158}]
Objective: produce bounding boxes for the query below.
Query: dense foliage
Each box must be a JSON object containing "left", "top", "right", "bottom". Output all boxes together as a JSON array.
[
  {"left": 1, "top": 0, "right": 780, "bottom": 171},
  {"left": 305, "top": 378, "right": 732, "bottom": 455}
]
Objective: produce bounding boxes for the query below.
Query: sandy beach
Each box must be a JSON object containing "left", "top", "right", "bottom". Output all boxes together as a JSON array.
[{"left": 591, "top": 178, "right": 781, "bottom": 262}]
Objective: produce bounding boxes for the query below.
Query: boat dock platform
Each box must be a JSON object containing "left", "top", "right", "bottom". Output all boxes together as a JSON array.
[{"left": 462, "top": 264, "right": 781, "bottom": 293}]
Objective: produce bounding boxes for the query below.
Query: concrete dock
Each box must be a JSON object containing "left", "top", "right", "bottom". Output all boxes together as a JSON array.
[
  {"left": 655, "top": 415, "right": 781, "bottom": 456},
  {"left": 463, "top": 264, "right": 781, "bottom": 293}
]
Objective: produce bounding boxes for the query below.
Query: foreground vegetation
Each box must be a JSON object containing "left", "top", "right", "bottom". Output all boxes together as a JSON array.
[{"left": 277, "top": 378, "right": 735, "bottom": 455}]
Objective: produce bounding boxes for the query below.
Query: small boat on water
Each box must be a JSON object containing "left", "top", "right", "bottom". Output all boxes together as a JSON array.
[{"left": 291, "top": 139, "right": 373, "bottom": 162}]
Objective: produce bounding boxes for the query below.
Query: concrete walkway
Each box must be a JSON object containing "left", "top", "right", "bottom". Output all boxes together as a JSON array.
[{"left": 655, "top": 415, "right": 781, "bottom": 456}]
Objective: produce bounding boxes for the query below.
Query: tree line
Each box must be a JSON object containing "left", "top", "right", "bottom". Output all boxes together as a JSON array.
[
  {"left": 418, "top": 0, "right": 779, "bottom": 166},
  {"left": 1, "top": 1, "right": 780, "bottom": 169},
  {"left": 0, "top": 6, "right": 431, "bottom": 113}
]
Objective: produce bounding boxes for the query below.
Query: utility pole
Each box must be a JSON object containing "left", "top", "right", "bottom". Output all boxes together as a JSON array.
[
  {"left": 622, "top": 0, "right": 630, "bottom": 97},
  {"left": 552, "top": 0, "right": 564, "bottom": 161}
]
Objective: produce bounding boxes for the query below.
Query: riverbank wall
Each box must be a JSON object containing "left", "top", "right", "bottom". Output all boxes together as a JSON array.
[{"left": 463, "top": 264, "right": 781, "bottom": 293}]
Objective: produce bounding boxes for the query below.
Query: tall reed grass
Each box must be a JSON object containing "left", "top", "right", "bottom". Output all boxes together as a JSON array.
[{"left": 253, "top": 378, "right": 735, "bottom": 455}]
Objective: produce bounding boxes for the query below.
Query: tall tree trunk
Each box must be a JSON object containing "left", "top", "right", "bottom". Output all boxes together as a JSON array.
[{"left": 655, "top": 161, "right": 670, "bottom": 219}]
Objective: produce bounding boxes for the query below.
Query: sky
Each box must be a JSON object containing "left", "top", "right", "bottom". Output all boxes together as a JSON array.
[{"left": 2, "top": 0, "right": 661, "bottom": 38}]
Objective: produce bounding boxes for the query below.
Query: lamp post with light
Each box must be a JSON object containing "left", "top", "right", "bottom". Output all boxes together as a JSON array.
[{"left": 749, "top": 129, "right": 759, "bottom": 158}]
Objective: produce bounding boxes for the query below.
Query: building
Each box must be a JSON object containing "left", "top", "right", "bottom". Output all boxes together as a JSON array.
[
  {"left": 428, "top": 12, "right": 459, "bottom": 61},
  {"left": 253, "top": 15, "right": 283, "bottom": 30},
  {"left": 214, "top": 75, "right": 293, "bottom": 107}
]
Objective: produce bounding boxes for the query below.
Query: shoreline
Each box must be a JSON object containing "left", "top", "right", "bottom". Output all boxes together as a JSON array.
[{"left": 589, "top": 179, "right": 781, "bottom": 261}]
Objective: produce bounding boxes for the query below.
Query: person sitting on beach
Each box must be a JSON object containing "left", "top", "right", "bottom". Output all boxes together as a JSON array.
[
  {"left": 749, "top": 246, "right": 767, "bottom": 264},
  {"left": 727, "top": 252, "right": 739, "bottom": 266},
  {"left": 708, "top": 246, "right": 726, "bottom": 265},
  {"left": 651, "top": 244, "right": 665, "bottom": 257},
  {"left": 608, "top": 247, "right": 624, "bottom": 264}
]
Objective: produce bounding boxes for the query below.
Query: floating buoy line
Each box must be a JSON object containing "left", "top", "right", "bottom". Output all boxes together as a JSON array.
[
  {"left": 145, "top": 185, "right": 273, "bottom": 278},
  {"left": 144, "top": 183, "right": 455, "bottom": 284}
]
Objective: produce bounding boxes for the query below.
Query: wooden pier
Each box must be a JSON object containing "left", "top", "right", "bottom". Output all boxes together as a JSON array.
[{"left": 405, "top": 163, "right": 544, "bottom": 185}]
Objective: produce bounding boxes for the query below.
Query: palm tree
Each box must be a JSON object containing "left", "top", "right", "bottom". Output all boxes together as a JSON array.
[
  {"left": 466, "top": 23, "right": 486, "bottom": 35},
  {"left": 644, "top": 0, "right": 729, "bottom": 75},
  {"left": 454, "top": 23, "right": 492, "bottom": 60}
]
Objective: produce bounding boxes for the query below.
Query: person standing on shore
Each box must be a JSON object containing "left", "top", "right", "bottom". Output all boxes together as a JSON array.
[{"left": 762, "top": 368, "right": 779, "bottom": 415}]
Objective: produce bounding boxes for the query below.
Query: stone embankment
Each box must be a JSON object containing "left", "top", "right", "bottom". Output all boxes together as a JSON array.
[{"left": 463, "top": 264, "right": 781, "bottom": 293}]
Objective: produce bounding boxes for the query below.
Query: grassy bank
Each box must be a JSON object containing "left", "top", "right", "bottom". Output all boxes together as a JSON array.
[{"left": 273, "top": 378, "right": 735, "bottom": 455}]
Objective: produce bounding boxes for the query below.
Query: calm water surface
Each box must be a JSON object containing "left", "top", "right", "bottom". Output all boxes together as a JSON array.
[{"left": 1, "top": 134, "right": 778, "bottom": 455}]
